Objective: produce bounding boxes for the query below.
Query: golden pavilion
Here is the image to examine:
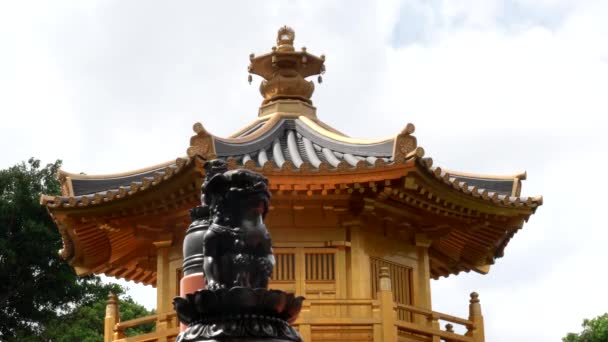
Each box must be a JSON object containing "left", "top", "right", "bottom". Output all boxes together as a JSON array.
[{"left": 42, "top": 27, "right": 542, "bottom": 342}]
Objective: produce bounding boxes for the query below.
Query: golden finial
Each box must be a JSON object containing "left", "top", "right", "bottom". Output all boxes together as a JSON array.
[
  {"left": 248, "top": 26, "right": 326, "bottom": 108},
  {"left": 277, "top": 26, "right": 295, "bottom": 52}
]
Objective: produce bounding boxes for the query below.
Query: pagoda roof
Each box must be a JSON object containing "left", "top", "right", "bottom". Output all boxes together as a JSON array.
[
  {"left": 40, "top": 26, "right": 543, "bottom": 283},
  {"left": 40, "top": 111, "right": 542, "bottom": 282},
  {"left": 42, "top": 113, "right": 536, "bottom": 210}
]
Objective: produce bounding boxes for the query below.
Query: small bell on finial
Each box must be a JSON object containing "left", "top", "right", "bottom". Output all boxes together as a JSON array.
[
  {"left": 248, "top": 74, "right": 252, "bottom": 84},
  {"left": 318, "top": 75, "right": 323, "bottom": 84}
]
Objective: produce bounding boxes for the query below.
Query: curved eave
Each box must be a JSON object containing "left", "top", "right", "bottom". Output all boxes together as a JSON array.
[
  {"left": 59, "top": 159, "right": 178, "bottom": 181},
  {"left": 414, "top": 156, "right": 542, "bottom": 279},
  {"left": 441, "top": 168, "right": 527, "bottom": 197},
  {"left": 203, "top": 115, "right": 535, "bottom": 207},
  {"left": 442, "top": 168, "right": 527, "bottom": 181},
  {"left": 417, "top": 158, "right": 542, "bottom": 211},
  {"left": 220, "top": 151, "right": 542, "bottom": 211},
  {"left": 195, "top": 110, "right": 543, "bottom": 210},
  {"left": 46, "top": 114, "right": 542, "bottom": 283},
  {"left": 61, "top": 226, "right": 159, "bottom": 286},
  {"left": 41, "top": 157, "right": 197, "bottom": 210}
]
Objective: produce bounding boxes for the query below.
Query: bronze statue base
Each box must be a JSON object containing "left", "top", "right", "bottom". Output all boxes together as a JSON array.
[{"left": 174, "top": 287, "right": 304, "bottom": 342}]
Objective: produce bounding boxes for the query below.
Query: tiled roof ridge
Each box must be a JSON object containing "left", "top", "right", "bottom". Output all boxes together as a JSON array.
[
  {"left": 42, "top": 119, "right": 542, "bottom": 211},
  {"left": 417, "top": 158, "right": 543, "bottom": 209},
  {"left": 41, "top": 151, "right": 542, "bottom": 211},
  {"left": 41, "top": 157, "right": 194, "bottom": 209}
]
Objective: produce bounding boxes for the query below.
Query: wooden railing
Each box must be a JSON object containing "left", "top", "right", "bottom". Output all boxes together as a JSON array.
[
  {"left": 293, "top": 298, "right": 383, "bottom": 341},
  {"left": 115, "top": 311, "right": 178, "bottom": 342},
  {"left": 377, "top": 266, "right": 485, "bottom": 342},
  {"left": 295, "top": 298, "right": 381, "bottom": 324},
  {"left": 104, "top": 302, "right": 179, "bottom": 342},
  {"left": 395, "top": 303, "right": 475, "bottom": 342},
  {"left": 103, "top": 268, "right": 485, "bottom": 342},
  {"left": 114, "top": 314, "right": 157, "bottom": 333}
]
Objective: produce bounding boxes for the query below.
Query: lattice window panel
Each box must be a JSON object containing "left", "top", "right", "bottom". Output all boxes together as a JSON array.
[
  {"left": 370, "top": 257, "right": 413, "bottom": 320},
  {"left": 273, "top": 253, "right": 296, "bottom": 281},
  {"left": 305, "top": 253, "right": 335, "bottom": 281}
]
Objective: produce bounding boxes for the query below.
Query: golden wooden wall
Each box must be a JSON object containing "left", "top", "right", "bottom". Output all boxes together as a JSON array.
[
  {"left": 147, "top": 214, "right": 435, "bottom": 342},
  {"left": 109, "top": 232, "right": 485, "bottom": 342}
]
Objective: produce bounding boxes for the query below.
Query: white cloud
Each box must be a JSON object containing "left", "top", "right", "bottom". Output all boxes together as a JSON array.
[{"left": 1, "top": 1, "right": 607, "bottom": 341}]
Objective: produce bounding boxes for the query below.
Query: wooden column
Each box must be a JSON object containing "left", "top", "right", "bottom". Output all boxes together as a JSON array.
[
  {"left": 104, "top": 293, "right": 119, "bottom": 342},
  {"left": 295, "top": 247, "right": 306, "bottom": 297},
  {"left": 298, "top": 301, "right": 312, "bottom": 342},
  {"left": 467, "top": 292, "right": 485, "bottom": 342},
  {"left": 346, "top": 222, "right": 371, "bottom": 299},
  {"left": 154, "top": 239, "right": 173, "bottom": 341},
  {"left": 414, "top": 235, "right": 432, "bottom": 308},
  {"left": 335, "top": 245, "right": 348, "bottom": 317},
  {"left": 346, "top": 222, "right": 371, "bottom": 319},
  {"left": 429, "top": 313, "right": 441, "bottom": 342},
  {"left": 293, "top": 247, "right": 311, "bottom": 341},
  {"left": 377, "top": 267, "right": 397, "bottom": 342},
  {"left": 413, "top": 234, "right": 432, "bottom": 327}
]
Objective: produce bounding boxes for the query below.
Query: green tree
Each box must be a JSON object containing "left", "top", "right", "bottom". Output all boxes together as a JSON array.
[
  {"left": 563, "top": 313, "right": 608, "bottom": 342},
  {"left": 0, "top": 158, "right": 153, "bottom": 340},
  {"left": 44, "top": 294, "right": 155, "bottom": 342}
]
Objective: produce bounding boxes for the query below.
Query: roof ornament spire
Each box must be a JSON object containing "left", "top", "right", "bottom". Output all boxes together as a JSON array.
[
  {"left": 276, "top": 25, "right": 296, "bottom": 52},
  {"left": 248, "top": 26, "right": 326, "bottom": 118}
]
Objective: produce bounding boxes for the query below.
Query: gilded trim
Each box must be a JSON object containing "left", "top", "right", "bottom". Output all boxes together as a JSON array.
[
  {"left": 42, "top": 157, "right": 196, "bottom": 210},
  {"left": 224, "top": 112, "right": 373, "bottom": 145},
  {"left": 299, "top": 116, "right": 396, "bottom": 144},
  {"left": 59, "top": 159, "right": 179, "bottom": 180},
  {"left": 228, "top": 115, "right": 272, "bottom": 138},
  {"left": 215, "top": 113, "right": 286, "bottom": 144},
  {"left": 57, "top": 222, "right": 75, "bottom": 261},
  {"left": 441, "top": 169, "right": 527, "bottom": 181}
]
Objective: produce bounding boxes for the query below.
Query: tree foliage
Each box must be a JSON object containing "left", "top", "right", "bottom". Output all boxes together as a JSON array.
[
  {"left": 563, "top": 313, "right": 608, "bottom": 342},
  {"left": 44, "top": 294, "right": 155, "bottom": 342},
  {"left": 0, "top": 158, "right": 153, "bottom": 340}
]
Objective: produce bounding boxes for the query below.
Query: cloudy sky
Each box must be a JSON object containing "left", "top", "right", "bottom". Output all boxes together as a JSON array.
[{"left": 1, "top": 1, "right": 607, "bottom": 341}]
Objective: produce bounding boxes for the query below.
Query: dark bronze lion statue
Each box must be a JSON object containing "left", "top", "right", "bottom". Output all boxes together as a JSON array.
[{"left": 201, "top": 161, "right": 275, "bottom": 290}]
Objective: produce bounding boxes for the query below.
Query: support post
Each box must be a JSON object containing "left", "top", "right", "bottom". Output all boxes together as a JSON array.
[
  {"left": 335, "top": 246, "right": 348, "bottom": 317},
  {"left": 299, "top": 324, "right": 311, "bottom": 342},
  {"left": 154, "top": 239, "right": 173, "bottom": 342},
  {"left": 294, "top": 247, "right": 307, "bottom": 298},
  {"left": 413, "top": 234, "right": 433, "bottom": 326},
  {"left": 104, "top": 293, "right": 119, "bottom": 342},
  {"left": 428, "top": 313, "right": 441, "bottom": 342},
  {"left": 377, "top": 266, "right": 397, "bottom": 342},
  {"left": 467, "top": 292, "right": 485, "bottom": 342},
  {"left": 298, "top": 301, "right": 312, "bottom": 342},
  {"left": 346, "top": 222, "right": 371, "bottom": 317}
]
